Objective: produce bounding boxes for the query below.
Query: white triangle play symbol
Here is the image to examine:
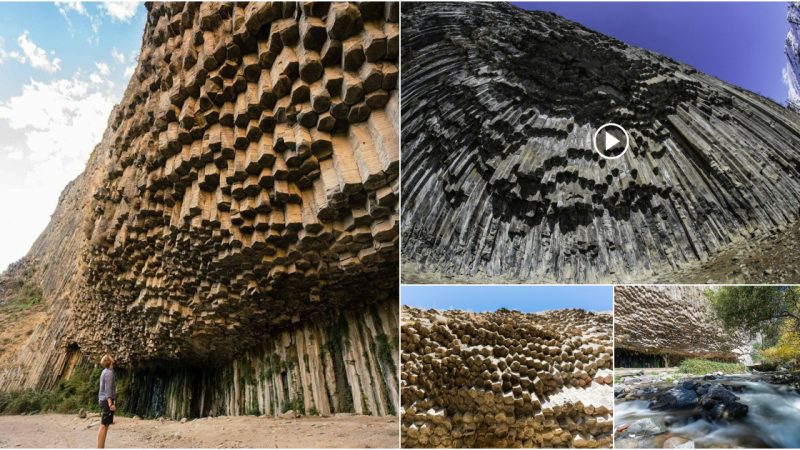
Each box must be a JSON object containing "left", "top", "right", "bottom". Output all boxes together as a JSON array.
[{"left": 604, "top": 131, "right": 619, "bottom": 150}]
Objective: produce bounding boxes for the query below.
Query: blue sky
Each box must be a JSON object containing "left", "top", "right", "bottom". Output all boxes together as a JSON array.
[
  {"left": 0, "top": 2, "right": 146, "bottom": 271},
  {"left": 401, "top": 285, "right": 613, "bottom": 312},
  {"left": 513, "top": 2, "right": 791, "bottom": 105}
]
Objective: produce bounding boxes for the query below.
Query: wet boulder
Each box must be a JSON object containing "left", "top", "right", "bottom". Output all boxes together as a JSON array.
[
  {"left": 699, "top": 385, "right": 748, "bottom": 421},
  {"left": 705, "top": 401, "right": 748, "bottom": 421},
  {"left": 699, "top": 385, "right": 737, "bottom": 406},
  {"left": 632, "top": 386, "right": 660, "bottom": 401},
  {"left": 649, "top": 387, "right": 698, "bottom": 410},
  {"left": 620, "top": 418, "right": 665, "bottom": 438}
]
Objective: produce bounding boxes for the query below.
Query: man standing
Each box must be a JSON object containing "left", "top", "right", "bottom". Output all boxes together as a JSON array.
[{"left": 97, "top": 354, "right": 116, "bottom": 449}]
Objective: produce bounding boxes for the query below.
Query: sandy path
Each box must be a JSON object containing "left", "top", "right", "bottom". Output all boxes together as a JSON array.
[{"left": 0, "top": 413, "right": 399, "bottom": 448}]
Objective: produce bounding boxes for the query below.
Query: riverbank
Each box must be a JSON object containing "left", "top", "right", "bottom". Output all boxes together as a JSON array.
[
  {"left": 615, "top": 370, "right": 800, "bottom": 448},
  {"left": 0, "top": 413, "right": 399, "bottom": 448}
]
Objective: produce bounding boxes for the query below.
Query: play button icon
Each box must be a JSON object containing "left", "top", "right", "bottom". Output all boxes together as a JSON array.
[
  {"left": 593, "top": 123, "right": 629, "bottom": 159},
  {"left": 604, "top": 132, "right": 619, "bottom": 150}
]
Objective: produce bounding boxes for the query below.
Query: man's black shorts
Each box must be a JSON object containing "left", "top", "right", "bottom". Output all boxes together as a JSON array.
[{"left": 99, "top": 400, "right": 114, "bottom": 426}]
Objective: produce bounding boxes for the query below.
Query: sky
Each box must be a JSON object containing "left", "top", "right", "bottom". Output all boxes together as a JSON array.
[
  {"left": 401, "top": 285, "right": 613, "bottom": 313},
  {"left": 513, "top": 2, "right": 791, "bottom": 105},
  {"left": 0, "top": 2, "right": 146, "bottom": 271}
]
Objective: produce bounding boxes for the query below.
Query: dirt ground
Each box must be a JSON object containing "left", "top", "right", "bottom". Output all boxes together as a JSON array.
[
  {"left": 0, "top": 413, "right": 399, "bottom": 448},
  {"left": 654, "top": 220, "right": 800, "bottom": 284}
]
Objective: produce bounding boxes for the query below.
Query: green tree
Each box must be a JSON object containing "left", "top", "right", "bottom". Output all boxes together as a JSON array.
[{"left": 705, "top": 286, "right": 800, "bottom": 343}]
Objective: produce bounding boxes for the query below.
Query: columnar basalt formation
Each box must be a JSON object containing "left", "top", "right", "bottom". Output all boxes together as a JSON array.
[
  {"left": 401, "top": 2, "right": 800, "bottom": 283},
  {"left": 124, "top": 301, "right": 399, "bottom": 419},
  {"left": 0, "top": 1, "right": 400, "bottom": 418},
  {"left": 614, "top": 286, "right": 751, "bottom": 364},
  {"left": 400, "top": 306, "right": 613, "bottom": 448}
]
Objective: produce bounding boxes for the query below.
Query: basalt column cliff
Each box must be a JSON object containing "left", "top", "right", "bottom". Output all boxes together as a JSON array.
[
  {"left": 0, "top": 1, "right": 399, "bottom": 419},
  {"left": 401, "top": 2, "right": 800, "bottom": 283},
  {"left": 614, "top": 286, "right": 751, "bottom": 367},
  {"left": 401, "top": 307, "right": 614, "bottom": 448}
]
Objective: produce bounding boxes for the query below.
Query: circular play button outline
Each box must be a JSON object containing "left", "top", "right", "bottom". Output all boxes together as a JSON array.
[{"left": 592, "top": 123, "right": 630, "bottom": 160}]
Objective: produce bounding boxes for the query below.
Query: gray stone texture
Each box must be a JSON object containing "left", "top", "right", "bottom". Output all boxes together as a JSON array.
[{"left": 401, "top": 2, "right": 800, "bottom": 283}]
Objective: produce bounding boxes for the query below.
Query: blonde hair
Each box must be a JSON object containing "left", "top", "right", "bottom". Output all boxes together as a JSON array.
[{"left": 100, "top": 354, "right": 114, "bottom": 368}]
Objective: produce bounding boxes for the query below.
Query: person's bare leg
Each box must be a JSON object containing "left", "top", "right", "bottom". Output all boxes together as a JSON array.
[{"left": 97, "top": 424, "right": 108, "bottom": 448}]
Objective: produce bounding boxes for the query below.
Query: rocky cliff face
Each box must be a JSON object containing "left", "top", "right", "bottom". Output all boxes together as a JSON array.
[
  {"left": 401, "top": 2, "right": 800, "bottom": 283},
  {"left": 401, "top": 306, "right": 613, "bottom": 448},
  {"left": 787, "top": 3, "right": 800, "bottom": 111},
  {"left": 614, "top": 286, "right": 751, "bottom": 365},
  {"left": 0, "top": 1, "right": 400, "bottom": 418}
]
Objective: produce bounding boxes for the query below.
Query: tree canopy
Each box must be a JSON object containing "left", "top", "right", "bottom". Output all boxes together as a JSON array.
[{"left": 705, "top": 286, "right": 800, "bottom": 342}]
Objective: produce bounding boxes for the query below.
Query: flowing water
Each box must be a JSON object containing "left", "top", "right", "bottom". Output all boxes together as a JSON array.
[{"left": 616, "top": 377, "right": 800, "bottom": 448}]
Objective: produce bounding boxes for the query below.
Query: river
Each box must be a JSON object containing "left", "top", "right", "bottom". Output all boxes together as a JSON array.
[{"left": 616, "top": 375, "right": 800, "bottom": 448}]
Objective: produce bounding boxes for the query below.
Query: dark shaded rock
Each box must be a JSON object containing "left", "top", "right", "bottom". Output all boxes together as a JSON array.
[
  {"left": 705, "top": 401, "right": 748, "bottom": 421},
  {"left": 699, "top": 384, "right": 749, "bottom": 421},
  {"left": 633, "top": 386, "right": 660, "bottom": 401},
  {"left": 650, "top": 387, "right": 698, "bottom": 410},
  {"left": 700, "top": 385, "right": 737, "bottom": 407}
]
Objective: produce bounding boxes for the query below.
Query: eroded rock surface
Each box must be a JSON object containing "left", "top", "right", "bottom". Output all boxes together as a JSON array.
[
  {"left": 0, "top": 1, "right": 400, "bottom": 418},
  {"left": 787, "top": 3, "right": 800, "bottom": 111},
  {"left": 614, "top": 286, "right": 751, "bottom": 364},
  {"left": 401, "top": 306, "right": 613, "bottom": 448},
  {"left": 401, "top": 2, "right": 800, "bottom": 283}
]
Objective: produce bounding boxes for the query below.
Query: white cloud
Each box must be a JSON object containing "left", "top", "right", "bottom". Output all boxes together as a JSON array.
[
  {"left": 111, "top": 47, "right": 125, "bottom": 64},
  {"left": 55, "top": 1, "right": 100, "bottom": 43},
  {"left": 102, "top": 2, "right": 139, "bottom": 22},
  {"left": 95, "top": 62, "right": 110, "bottom": 75},
  {"left": 0, "top": 72, "right": 119, "bottom": 271},
  {"left": 0, "top": 36, "right": 26, "bottom": 65},
  {"left": 17, "top": 31, "right": 62, "bottom": 73},
  {"left": 56, "top": 1, "right": 87, "bottom": 16},
  {"left": 3, "top": 146, "right": 24, "bottom": 160}
]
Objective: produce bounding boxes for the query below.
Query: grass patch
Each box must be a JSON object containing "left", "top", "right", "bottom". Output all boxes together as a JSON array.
[
  {"left": 1, "top": 280, "right": 43, "bottom": 315},
  {"left": 677, "top": 359, "right": 747, "bottom": 375}
]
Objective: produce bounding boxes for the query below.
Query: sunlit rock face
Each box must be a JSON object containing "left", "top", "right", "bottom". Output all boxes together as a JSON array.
[
  {"left": 786, "top": 3, "right": 800, "bottom": 111},
  {"left": 401, "top": 1, "right": 800, "bottom": 283},
  {"left": 401, "top": 306, "right": 614, "bottom": 448},
  {"left": 614, "top": 285, "right": 752, "bottom": 365},
  {"left": 0, "top": 1, "right": 400, "bottom": 417}
]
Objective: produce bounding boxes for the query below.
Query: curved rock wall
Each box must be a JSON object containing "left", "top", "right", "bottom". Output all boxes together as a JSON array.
[
  {"left": 401, "top": 2, "right": 800, "bottom": 283},
  {"left": 614, "top": 285, "right": 751, "bottom": 363},
  {"left": 0, "top": 1, "right": 400, "bottom": 419},
  {"left": 123, "top": 300, "right": 398, "bottom": 418},
  {"left": 400, "top": 306, "right": 613, "bottom": 448},
  {"left": 79, "top": 1, "right": 399, "bottom": 365}
]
